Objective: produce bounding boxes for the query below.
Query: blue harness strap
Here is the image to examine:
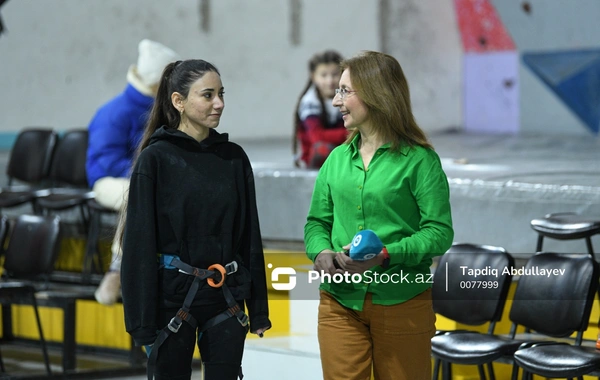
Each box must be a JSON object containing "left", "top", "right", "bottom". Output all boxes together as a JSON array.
[
  {"left": 147, "top": 254, "right": 247, "bottom": 380},
  {"left": 158, "top": 254, "right": 178, "bottom": 269}
]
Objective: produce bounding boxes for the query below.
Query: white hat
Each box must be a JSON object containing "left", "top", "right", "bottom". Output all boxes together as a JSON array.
[{"left": 136, "top": 39, "right": 180, "bottom": 87}]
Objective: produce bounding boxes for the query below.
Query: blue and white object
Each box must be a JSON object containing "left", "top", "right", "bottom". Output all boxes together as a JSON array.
[{"left": 349, "top": 230, "right": 384, "bottom": 261}]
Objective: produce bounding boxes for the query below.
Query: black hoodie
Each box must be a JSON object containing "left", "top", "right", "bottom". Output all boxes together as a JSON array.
[{"left": 121, "top": 126, "right": 271, "bottom": 346}]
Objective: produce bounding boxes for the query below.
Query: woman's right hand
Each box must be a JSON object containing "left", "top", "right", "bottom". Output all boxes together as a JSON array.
[{"left": 314, "top": 249, "right": 338, "bottom": 275}]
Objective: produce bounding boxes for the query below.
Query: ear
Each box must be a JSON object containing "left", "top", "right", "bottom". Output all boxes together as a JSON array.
[{"left": 171, "top": 92, "right": 185, "bottom": 112}]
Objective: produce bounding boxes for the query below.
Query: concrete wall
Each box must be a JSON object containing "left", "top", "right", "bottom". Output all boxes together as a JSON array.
[
  {"left": 0, "top": 0, "right": 378, "bottom": 139},
  {"left": 492, "top": 0, "right": 600, "bottom": 135},
  {"left": 2, "top": 0, "right": 598, "bottom": 140},
  {"left": 380, "top": 0, "right": 463, "bottom": 132},
  {"left": 0, "top": 0, "right": 463, "bottom": 141}
]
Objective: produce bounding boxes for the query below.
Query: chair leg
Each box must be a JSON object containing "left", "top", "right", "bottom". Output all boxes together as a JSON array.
[
  {"left": 432, "top": 358, "right": 440, "bottom": 380},
  {"left": 0, "top": 347, "right": 5, "bottom": 373},
  {"left": 477, "top": 364, "right": 487, "bottom": 380},
  {"left": 83, "top": 210, "right": 102, "bottom": 283},
  {"left": 586, "top": 236, "right": 596, "bottom": 260},
  {"left": 510, "top": 363, "right": 519, "bottom": 380},
  {"left": 487, "top": 362, "right": 495, "bottom": 380},
  {"left": 31, "top": 295, "right": 51, "bottom": 375},
  {"left": 442, "top": 361, "right": 452, "bottom": 380},
  {"left": 31, "top": 200, "right": 43, "bottom": 215},
  {"left": 79, "top": 204, "right": 91, "bottom": 236},
  {"left": 536, "top": 234, "right": 544, "bottom": 252}
]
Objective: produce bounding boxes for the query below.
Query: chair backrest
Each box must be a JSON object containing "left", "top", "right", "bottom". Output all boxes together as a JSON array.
[
  {"left": 48, "top": 129, "right": 89, "bottom": 187},
  {"left": 509, "top": 252, "right": 599, "bottom": 339},
  {"left": 6, "top": 128, "right": 58, "bottom": 184},
  {"left": 432, "top": 243, "right": 515, "bottom": 326},
  {"left": 3, "top": 215, "right": 61, "bottom": 280}
]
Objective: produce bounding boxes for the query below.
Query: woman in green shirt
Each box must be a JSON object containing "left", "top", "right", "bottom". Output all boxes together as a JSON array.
[{"left": 304, "top": 51, "right": 453, "bottom": 380}]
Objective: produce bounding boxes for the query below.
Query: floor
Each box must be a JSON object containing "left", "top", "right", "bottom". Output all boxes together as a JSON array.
[{"left": 0, "top": 331, "right": 322, "bottom": 380}]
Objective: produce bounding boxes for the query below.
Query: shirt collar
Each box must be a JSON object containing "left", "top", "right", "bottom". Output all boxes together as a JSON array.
[{"left": 345, "top": 133, "right": 410, "bottom": 156}]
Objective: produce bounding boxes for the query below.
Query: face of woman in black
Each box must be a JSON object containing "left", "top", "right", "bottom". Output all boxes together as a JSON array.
[{"left": 176, "top": 71, "right": 225, "bottom": 131}]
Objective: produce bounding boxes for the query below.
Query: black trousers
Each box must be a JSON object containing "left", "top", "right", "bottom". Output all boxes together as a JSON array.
[{"left": 153, "top": 303, "right": 247, "bottom": 380}]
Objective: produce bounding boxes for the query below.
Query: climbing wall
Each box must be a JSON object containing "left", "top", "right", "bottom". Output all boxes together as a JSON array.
[{"left": 455, "top": 0, "right": 520, "bottom": 134}]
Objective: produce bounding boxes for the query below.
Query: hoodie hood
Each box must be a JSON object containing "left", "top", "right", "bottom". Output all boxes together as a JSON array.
[{"left": 148, "top": 126, "right": 229, "bottom": 149}]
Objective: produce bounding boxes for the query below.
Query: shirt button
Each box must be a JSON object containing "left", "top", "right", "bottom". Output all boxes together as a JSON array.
[
  {"left": 357, "top": 206, "right": 361, "bottom": 210},
  {"left": 377, "top": 152, "right": 382, "bottom": 155},
  {"left": 358, "top": 226, "right": 363, "bottom": 230},
  {"left": 358, "top": 186, "right": 362, "bottom": 190}
]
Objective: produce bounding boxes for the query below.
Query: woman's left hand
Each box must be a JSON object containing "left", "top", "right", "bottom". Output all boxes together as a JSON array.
[{"left": 334, "top": 244, "right": 382, "bottom": 274}]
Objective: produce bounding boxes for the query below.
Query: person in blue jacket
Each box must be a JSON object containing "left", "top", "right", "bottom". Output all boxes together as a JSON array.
[{"left": 87, "top": 39, "right": 179, "bottom": 305}]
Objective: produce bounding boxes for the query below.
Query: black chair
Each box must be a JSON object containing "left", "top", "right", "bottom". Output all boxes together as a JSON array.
[
  {"left": 431, "top": 243, "right": 514, "bottom": 380},
  {"left": 531, "top": 212, "right": 600, "bottom": 260},
  {"left": 513, "top": 343, "right": 600, "bottom": 379},
  {"left": 0, "top": 214, "right": 62, "bottom": 376},
  {"left": 35, "top": 129, "right": 94, "bottom": 231},
  {"left": 431, "top": 252, "right": 599, "bottom": 380},
  {"left": 0, "top": 128, "right": 58, "bottom": 212}
]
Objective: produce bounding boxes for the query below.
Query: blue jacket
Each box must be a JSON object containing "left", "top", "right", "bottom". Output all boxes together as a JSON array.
[{"left": 86, "top": 84, "right": 154, "bottom": 187}]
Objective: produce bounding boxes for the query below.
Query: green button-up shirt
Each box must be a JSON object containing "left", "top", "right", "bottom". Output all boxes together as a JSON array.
[{"left": 304, "top": 135, "right": 454, "bottom": 310}]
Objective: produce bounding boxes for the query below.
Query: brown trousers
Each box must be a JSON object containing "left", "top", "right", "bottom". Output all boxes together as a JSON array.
[{"left": 318, "top": 289, "right": 435, "bottom": 380}]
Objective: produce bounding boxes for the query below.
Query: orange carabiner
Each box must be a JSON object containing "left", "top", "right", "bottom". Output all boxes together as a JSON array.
[{"left": 207, "top": 264, "right": 226, "bottom": 288}]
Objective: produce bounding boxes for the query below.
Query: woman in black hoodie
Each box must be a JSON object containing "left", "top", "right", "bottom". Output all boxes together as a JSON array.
[{"left": 120, "top": 59, "right": 271, "bottom": 380}]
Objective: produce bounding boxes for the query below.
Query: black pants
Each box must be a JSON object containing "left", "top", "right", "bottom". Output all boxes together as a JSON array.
[{"left": 153, "top": 303, "right": 247, "bottom": 380}]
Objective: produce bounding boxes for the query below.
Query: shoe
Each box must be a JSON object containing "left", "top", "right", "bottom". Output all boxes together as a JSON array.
[{"left": 95, "top": 271, "right": 121, "bottom": 305}]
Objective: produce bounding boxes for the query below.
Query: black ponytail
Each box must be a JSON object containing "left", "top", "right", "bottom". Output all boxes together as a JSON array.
[{"left": 137, "top": 61, "right": 180, "bottom": 155}]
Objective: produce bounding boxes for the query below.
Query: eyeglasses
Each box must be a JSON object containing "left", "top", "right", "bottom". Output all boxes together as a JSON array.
[{"left": 334, "top": 88, "right": 356, "bottom": 99}]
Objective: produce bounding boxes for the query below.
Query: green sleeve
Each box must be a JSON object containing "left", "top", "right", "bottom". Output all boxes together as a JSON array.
[
  {"left": 304, "top": 160, "right": 335, "bottom": 262},
  {"left": 386, "top": 152, "right": 454, "bottom": 266}
]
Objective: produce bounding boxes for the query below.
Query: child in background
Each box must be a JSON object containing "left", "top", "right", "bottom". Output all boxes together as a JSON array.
[{"left": 293, "top": 50, "right": 348, "bottom": 169}]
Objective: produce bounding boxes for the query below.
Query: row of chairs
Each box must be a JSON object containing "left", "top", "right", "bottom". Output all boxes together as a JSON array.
[
  {"left": 0, "top": 128, "right": 114, "bottom": 279},
  {"left": 431, "top": 203, "right": 600, "bottom": 379},
  {"left": 0, "top": 128, "right": 110, "bottom": 376},
  {"left": 0, "top": 128, "right": 91, "bottom": 215},
  {"left": 432, "top": 243, "right": 600, "bottom": 380}
]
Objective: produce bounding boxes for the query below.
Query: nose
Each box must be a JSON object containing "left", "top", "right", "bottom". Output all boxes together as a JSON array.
[
  {"left": 332, "top": 92, "right": 342, "bottom": 107},
  {"left": 214, "top": 97, "right": 224, "bottom": 110}
]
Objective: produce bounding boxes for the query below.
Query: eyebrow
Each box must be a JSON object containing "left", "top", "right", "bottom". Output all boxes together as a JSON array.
[{"left": 200, "top": 87, "right": 225, "bottom": 92}]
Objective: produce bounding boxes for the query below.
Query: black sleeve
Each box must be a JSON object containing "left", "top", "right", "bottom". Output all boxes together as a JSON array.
[
  {"left": 121, "top": 158, "right": 159, "bottom": 346},
  {"left": 242, "top": 154, "right": 271, "bottom": 333}
]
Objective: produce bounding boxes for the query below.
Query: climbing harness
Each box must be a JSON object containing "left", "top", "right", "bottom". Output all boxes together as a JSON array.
[{"left": 146, "top": 254, "right": 248, "bottom": 380}]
